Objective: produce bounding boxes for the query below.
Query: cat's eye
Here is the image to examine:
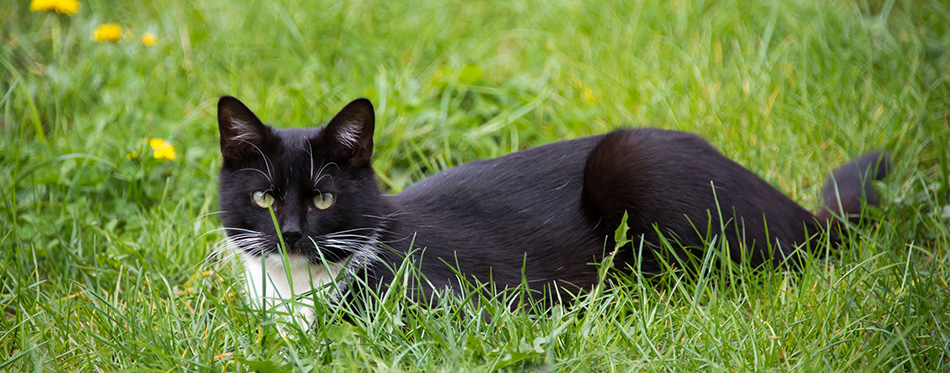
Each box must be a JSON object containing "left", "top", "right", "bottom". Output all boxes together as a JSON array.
[
  {"left": 252, "top": 191, "right": 275, "bottom": 209},
  {"left": 313, "top": 192, "right": 335, "bottom": 210}
]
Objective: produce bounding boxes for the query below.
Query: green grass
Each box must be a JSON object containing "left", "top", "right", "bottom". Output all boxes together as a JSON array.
[{"left": 2, "top": 0, "right": 949, "bottom": 370}]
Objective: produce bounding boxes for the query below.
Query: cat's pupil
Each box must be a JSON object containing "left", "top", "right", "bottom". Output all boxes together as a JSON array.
[
  {"left": 313, "top": 192, "right": 335, "bottom": 210},
  {"left": 252, "top": 191, "right": 275, "bottom": 209}
]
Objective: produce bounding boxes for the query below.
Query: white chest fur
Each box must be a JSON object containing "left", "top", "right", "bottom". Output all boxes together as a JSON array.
[{"left": 240, "top": 252, "right": 344, "bottom": 324}]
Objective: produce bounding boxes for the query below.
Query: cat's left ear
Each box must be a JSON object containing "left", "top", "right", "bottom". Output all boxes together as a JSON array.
[{"left": 323, "top": 98, "right": 375, "bottom": 168}]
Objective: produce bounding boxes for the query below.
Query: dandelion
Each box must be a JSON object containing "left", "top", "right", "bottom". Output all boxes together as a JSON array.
[
  {"left": 141, "top": 32, "right": 157, "bottom": 47},
  {"left": 93, "top": 24, "right": 122, "bottom": 43},
  {"left": 149, "top": 138, "right": 177, "bottom": 160},
  {"left": 30, "top": 0, "right": 80, "bottom": 16},
  {"left": 582, "top": 88, "right": 595, "bottom": 104}
]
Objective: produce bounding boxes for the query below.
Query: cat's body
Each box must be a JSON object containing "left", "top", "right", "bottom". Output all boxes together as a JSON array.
[{"left": 216, "top": 96, "right": 889, "bottom": 317}]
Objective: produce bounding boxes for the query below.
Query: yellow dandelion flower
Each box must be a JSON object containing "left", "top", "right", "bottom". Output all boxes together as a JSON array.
[
  {"left": 93, "top": 24, "right": 122, "bottom": 43},
  {"left": 141, "top": 32, "right": 157, "bottom": 47},
  {"left": 149, "top": 138, "right": 177, "bottom": 160},
  {"left": 30, "top": 0, "right": 80, "bottom": 16},
  {"left": 582, "top": 88, "right": 595, "bottom": 104},
  {"left": 126, "top": 151, "right": 140, "bottom": 160}
]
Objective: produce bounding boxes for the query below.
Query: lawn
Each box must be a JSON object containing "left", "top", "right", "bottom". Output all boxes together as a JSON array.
[{"left": 2, "top": 0, "right": 949, "bottom": 370}]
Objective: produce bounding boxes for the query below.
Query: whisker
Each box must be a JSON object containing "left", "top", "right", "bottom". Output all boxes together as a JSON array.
[
  {"left": 306, "top": 141, "right": 315, "bottom": 184},
  {"left": 324, "top": 227, "right": 381, "bottom": 235},
  {"left": 195, "top": 210, "right": 227, "bottom": 219},
  {"left": 245, "top": 141, "right": 275, "bottom": 182},
  {"left": 227, "top": 139, "right": 275, "bottom": 183},
  {"left": 364, "top": 211, "right": 405, "bottom": 221},
  {"left": 313, "top": 161, "right": 339, "bottom": 185},
  {"left": 322, "top": 233, "right": 377, "bottom": 240},
  {"left": 218, "top": 227, "right": 263, "bottom": 234},
  {"left": 231, "top": 167, "right": 270, "bottom": 180}
]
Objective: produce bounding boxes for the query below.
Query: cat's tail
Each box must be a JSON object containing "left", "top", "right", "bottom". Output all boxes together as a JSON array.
[{"left": 816, "top": 151, "right": 891, "bottom": 226}]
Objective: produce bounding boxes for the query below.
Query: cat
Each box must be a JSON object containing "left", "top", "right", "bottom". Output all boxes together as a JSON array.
[{"left": 216, "top": 95, "right": 890, "bottom": 319}]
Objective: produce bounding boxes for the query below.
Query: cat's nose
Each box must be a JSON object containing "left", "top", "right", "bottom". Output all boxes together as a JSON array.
[
  {"left": 281, "top": 230, "right": 302, "bottom": 249},
  {"left": 280, "top": 216, "right": 302, "bottom": 249}
]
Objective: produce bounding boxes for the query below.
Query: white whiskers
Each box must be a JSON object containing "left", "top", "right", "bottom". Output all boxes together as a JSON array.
[
  {"left": 227, "top": 139, "right": 275, "bottom": 183},
  {"left": 312, "top": 161, "right": 339, "bottom": 186}
]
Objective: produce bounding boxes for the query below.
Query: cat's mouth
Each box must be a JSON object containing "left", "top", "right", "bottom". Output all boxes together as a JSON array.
[{"left": 290, "top": 236, "right": 352, "bottom": 264}]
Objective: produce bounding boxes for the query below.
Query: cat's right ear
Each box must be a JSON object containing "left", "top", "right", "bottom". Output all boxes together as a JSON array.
[{"left": 217, "top": 96, "right": 270, "bottom": 162}]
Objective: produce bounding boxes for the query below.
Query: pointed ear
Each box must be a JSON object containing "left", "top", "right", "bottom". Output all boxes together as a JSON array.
[
  {"left": 323, "top": 98, "right": 375, "bottom": 167},
  {"left": 217, "top": 96, "right": 270, "bottom": 162}
]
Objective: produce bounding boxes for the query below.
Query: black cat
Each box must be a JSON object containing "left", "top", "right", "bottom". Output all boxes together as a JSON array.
[{"left": 216, "top": 96, "right": 889, "bottom": 317}]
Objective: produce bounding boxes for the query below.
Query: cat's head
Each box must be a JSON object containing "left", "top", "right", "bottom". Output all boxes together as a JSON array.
[{"left": 216, "top": 96, "right": 384, "bottom": 265}]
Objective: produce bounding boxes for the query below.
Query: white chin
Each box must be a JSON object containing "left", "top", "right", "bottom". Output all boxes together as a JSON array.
[{"left": 239, "top": 251, "right": 349, "bottom": 326}]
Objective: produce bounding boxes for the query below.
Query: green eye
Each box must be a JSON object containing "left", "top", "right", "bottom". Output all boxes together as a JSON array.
[
  {"left": 252, "top": 191, "right": 275, "bottom": 208},
  {"left": 313, "top": 192, "right": 335, "bottom": 210}
]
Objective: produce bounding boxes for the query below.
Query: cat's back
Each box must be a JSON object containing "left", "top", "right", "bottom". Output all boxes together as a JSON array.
[
  {"left": 393, "top": 134, "right": 606, "bottom": 212},
  {"left": 383, "top": 135, "right": 608, "bottom": 289}
]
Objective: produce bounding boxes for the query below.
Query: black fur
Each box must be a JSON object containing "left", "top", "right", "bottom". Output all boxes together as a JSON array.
[{"left": 217, "top": 96, "right": 889, "bottom": 304}]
